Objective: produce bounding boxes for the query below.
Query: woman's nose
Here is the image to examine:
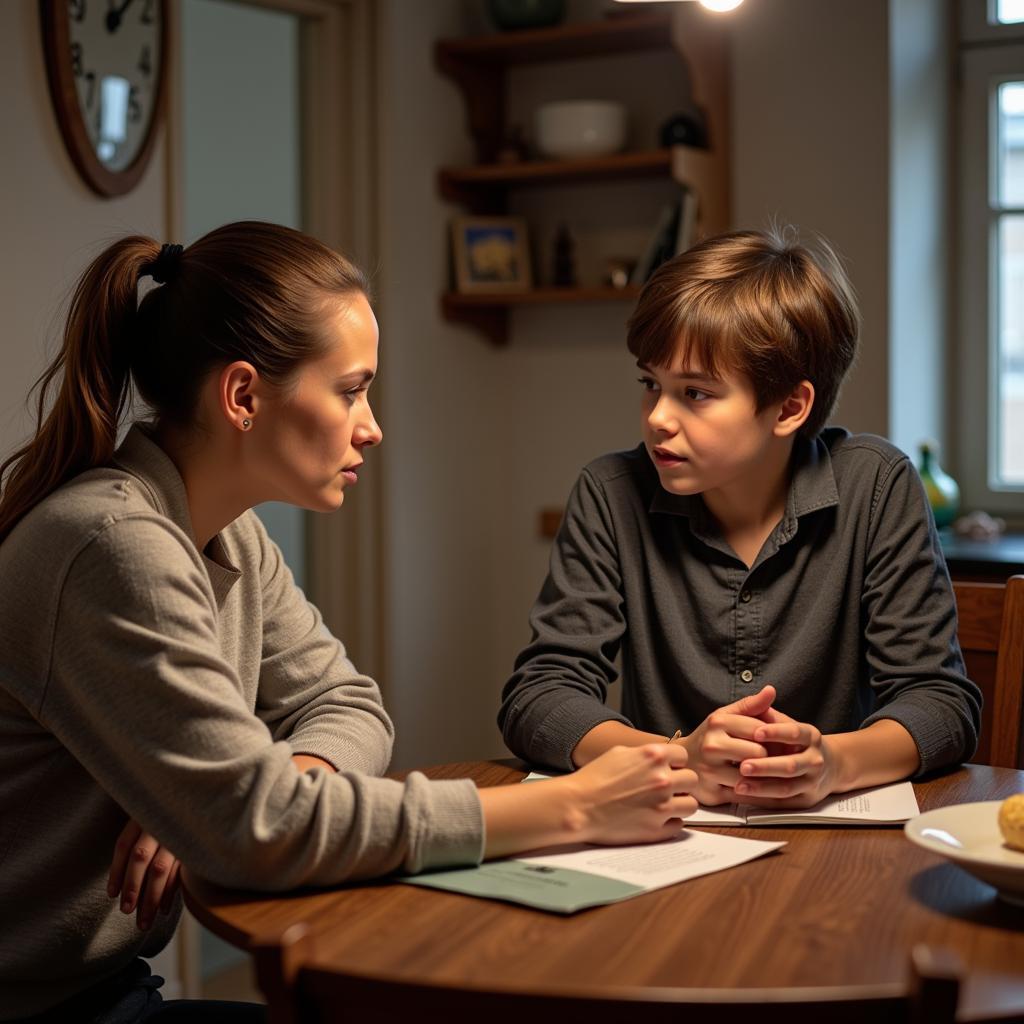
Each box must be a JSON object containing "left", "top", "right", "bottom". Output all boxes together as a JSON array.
[{"left": 356, "top": 407, "right": 383, "bottom": 448}]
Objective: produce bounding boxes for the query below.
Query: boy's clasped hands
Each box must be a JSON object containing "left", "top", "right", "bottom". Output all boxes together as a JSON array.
[{"left": 671, "top": 684, "right": 840, "bottom": 809}]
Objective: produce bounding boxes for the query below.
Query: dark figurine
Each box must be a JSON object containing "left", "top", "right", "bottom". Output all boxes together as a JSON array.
[
  {"left": 497, "top": 123, "right": 530, "bottom": 164},
  {"left": 552, "top": 223, "right": 576, "bottom": 287},
  {"left": 659, "top": 110, "right": 709, "bottom": 150}
]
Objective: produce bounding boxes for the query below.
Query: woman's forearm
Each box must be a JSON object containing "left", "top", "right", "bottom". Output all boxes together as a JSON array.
[
  {"left": 571, "top": 720, "right": 669, "bottom": 767},
  {"left": 477, "top": 781, "right": 583, "bottom": 859},
  {"left": 479, "top": 743, "right": 698, "bottom": 860}
]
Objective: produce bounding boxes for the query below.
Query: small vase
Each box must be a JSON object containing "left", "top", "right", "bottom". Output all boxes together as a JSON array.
[
  {"left": 918, "top": 441, "right": 960, "bottom": 529},
  {"left": 486, "top": 0, "right": 566, "bottom": 31}
]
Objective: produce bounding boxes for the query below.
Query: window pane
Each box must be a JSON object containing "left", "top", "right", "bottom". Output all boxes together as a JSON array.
[
  {"left": 999, "top": 214, "right": 1024, "bottom": 484},
  {"left": 998, "top": 0, "right": 1024, "bottom": 24},
  {"left": 999, "top": 83, "right": 1024, "bottom": 206}
]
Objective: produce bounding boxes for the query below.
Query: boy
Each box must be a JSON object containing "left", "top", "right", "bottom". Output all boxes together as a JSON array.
[{"left": 498, "top": 229, "right": 981, "bottom": 808}]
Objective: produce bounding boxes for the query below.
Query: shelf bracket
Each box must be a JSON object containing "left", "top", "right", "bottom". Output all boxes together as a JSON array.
[
  {"left": 440, "top": 297, "right": 508, "bottom": 346},
  {"left": 438, "top": 172, "right": 507, "bottom": 214},
  {"left": 435, "top": 52, "right": 504, "bottom": 164}
]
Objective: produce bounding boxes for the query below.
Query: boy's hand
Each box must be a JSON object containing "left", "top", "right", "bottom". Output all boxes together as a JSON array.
[
  {"left": 731, "top": 707, "right": 841, "bottom": 807},
  {"left": 676, "top": 685, "right": 776, "bottom": 805}
]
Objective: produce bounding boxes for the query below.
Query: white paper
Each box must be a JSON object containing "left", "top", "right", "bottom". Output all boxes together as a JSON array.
[
  {"left": 523, "top": 773, "right": 919, "bottom": 826},
  {"left": 682, "top": 781, "right": 920, "bottom": 826},
  {"left": 518, "top": 828, "right": 785, "bottom": 892},
  {"left": 686, "top": 804, "right": 749, "bottom": 826}
]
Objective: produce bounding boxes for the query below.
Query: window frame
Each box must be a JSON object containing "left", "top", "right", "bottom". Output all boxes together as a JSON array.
[{"left": 957, "top": 0, "right": 1024, "bottom": 513}]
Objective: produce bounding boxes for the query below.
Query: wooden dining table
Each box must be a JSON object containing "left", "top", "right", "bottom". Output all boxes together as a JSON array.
[{"left": 184, "top": 760, "right": 1024, "bottom": 1018}]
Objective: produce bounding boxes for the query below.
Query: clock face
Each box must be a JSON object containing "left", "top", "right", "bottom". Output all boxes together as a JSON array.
[
  {"left": 65, "top": 0, "right": 164, "bottom": 173},
  {"left": 40, "top": 0, "right": 167, "bottom": 195}
]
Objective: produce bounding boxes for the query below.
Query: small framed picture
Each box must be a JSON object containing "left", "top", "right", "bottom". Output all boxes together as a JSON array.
[{"left": 451, "top": 216, "right": 532, "bottom": 293}]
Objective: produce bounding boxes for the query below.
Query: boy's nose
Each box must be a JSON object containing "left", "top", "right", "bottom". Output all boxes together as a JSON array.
[{"left": 647, "top": 399, "right": 679, "bottom": 435}]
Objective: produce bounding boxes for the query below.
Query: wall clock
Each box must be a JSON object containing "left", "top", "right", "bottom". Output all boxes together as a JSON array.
[{"left": 40, "top": 0, "right": 167, "bottom": 197}]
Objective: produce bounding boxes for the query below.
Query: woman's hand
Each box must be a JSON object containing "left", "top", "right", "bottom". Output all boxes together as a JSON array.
[
  {"left": 107, "top": 819, "right": 180, "bottom": 932},
  {"left": 562, "top": 742, "right": 698, "bottom": 845},
  {"left": 106, "top": 753, "right": 333, "bottom": 930},
  {"left": 731, "top": 706, "right": 840, "bottom": 807},
  {"left": 675, "top": 685, "right": 777, "bottom": 805}
]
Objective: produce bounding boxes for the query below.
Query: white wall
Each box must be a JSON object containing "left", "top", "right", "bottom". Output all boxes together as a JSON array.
[
  {"left": 0, "top": 3, "right": 166, "bottom": 457},
  {"left": 377, "top": 0, "right": 654, "bottom": 769},
  {"left": 889, "top": 0, "right": 952, "bottom": 461},
  {"left": 731, "top": 0, "right": 952, "bottom": 455},
  {"left": 376, "top": 0, "right": 505, "bottom": 770},
  {"left": 731, "top": 0, "right": 892, "bottom": 437}
]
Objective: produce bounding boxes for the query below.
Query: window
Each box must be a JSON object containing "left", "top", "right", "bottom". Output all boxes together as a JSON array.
[
  {"left": 997, "top": 83, "right": 1024, "bottom": 484},
  {"left": 957, "top": 1, "right": 1024, "bottom": 511},
  {"left": 999, "top": 0, "right": 1024, "bottom": 24}
]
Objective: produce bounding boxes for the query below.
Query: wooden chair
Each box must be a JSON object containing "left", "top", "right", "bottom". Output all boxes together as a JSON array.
[
  {"left": 252, "top": 923, "right": 962, "bottom": 1024},
  {"left": 953, "top": 574, "right": 1024, "bottom": 769}
]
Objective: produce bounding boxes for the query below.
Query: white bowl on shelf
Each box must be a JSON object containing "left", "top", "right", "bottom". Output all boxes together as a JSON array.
[{"left": 534, "top": 101, "right": 627, "bottom": 160}]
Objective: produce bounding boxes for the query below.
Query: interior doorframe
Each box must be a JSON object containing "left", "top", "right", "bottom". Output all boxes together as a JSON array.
[{"left": 165, "top": 0, "right": 385, "bottom": 684}]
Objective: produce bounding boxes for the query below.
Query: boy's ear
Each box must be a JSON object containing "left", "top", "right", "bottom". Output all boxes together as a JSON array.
[{"left": 773, "top": 380, "right": 815, "bottom": 438}]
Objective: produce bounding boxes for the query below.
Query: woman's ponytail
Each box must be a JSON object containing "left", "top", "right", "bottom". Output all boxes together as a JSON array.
[{"left": 0, "top": 236, "right": 158, "bottom": 543}]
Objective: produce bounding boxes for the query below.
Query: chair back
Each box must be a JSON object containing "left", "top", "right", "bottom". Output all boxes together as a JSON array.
[
  {"left": 953, "top": 574, "right": 1024, "bottom": 769},
  {"left": 252, "top": 924, "right": 961, "bottom": 1024}
]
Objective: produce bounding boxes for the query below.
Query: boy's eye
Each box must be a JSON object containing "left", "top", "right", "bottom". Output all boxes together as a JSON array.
[
  {"left": 685, "top": 387, "right": 711, "bottom": 402},
  {"left": 637, "top": 376, "right": 659, "bottom": 391}
]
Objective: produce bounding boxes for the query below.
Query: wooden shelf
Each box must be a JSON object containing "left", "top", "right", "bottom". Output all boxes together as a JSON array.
[
  {"left": 435, "top": 12, "right": 672, "bottom": 68},
  {"left": 442, "top": 287, "right": 640, "bottom": 345},
  {"left": 435, "top": 7, "right": 729, "bottom": 344},
  {"left": 435, "top": 12, "right": 674, "bottom": 164},
  {"left": 440, "top": 150, "right": 672, "bottom": 208}
]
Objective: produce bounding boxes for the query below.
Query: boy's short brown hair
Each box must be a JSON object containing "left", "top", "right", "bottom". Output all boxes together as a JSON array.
[{"left": 626, "top": 228, "right": 859, "bottom": 437}]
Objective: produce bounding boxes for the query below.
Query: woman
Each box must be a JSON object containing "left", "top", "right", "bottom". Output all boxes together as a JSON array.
[{"left": 0, "top": 222, "right": 697, "bottom": 1023}]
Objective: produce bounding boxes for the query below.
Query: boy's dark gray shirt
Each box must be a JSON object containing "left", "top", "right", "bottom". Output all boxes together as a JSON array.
[{"left": 499, "top": 429, "right": 981, "bottom": 774}]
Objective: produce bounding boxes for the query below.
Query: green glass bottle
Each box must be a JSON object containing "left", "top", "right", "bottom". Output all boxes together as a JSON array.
[{"left": 918, "top": 440, "right": 960, "bottom": 529}]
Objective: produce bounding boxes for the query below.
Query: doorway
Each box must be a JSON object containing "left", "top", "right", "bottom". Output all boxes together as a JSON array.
[{"left": 162, "top": 0, "right": 379, "bottom": 999}]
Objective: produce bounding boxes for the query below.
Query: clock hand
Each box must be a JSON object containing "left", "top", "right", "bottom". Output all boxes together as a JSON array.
[{"left": 105, "top": 0, "right": 137, "bottom": 33}]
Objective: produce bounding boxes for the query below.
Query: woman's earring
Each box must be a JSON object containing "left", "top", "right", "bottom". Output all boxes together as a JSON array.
[{"left": 242, "top": 418, "right": 252, "bottom": 430}]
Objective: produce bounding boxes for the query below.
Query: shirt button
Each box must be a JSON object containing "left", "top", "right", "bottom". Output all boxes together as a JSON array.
[
  {"left": 740, "top": 590, "right": 752, "bottom": 603},
  {"left": 740, "top": 669, "right": 754, "bottom": 683}
]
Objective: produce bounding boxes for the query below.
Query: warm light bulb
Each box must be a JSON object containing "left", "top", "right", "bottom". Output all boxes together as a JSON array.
[{"left": 612, "top": 0, "right": 745, "bottom": 8}]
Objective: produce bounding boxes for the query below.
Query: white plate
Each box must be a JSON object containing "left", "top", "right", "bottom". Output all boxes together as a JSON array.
[{"left": 905, "top": 801, "right": 1024, "bottom": 907}]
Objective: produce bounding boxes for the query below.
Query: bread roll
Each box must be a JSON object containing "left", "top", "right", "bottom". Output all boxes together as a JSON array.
[{"left": 998, "top": 794, "right": 1024, "bottom": 852}]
